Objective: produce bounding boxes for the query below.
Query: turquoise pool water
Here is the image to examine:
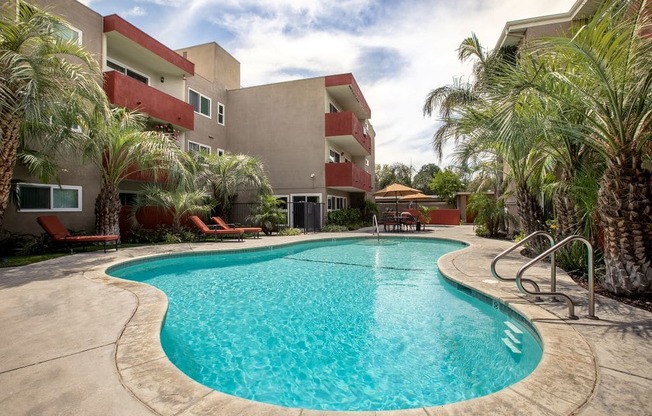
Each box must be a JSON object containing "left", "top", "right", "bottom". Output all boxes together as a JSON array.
[{"left": 109, "top": 237, "right": 542, "bottom": 411}]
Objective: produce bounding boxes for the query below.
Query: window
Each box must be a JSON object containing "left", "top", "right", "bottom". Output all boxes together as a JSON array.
[
  {"left": 189, "top": 89, "right": 211, "bottom": 118},
  {"left": 52, "top": 22, "right": 82, "bottom": 45},
  {"left": 217, "top": 148, "right": 225, "bottom": 156},
  {"left": 217, "top": 103, "right": 225, "bottom": 125},
  {"left": 329, "top": 103, "right": 338, "bottom": 113},
  {"left": 329, "top": 149, "right": 341, "bottom": 163},
  {"left": 18, "top": 184, "right": 82, "bottom": 212},
  {"left": 327, "top": 196, "right": 347, "bottom": 211},
  {"left": 188, "top": 140, "right": 211, "bottom": 154},
  {"left": 119, "top": 192, "right": 138, "bottom": 206},
  {"left": 106, "top": 59, "right": 149, "bottom": 85}
]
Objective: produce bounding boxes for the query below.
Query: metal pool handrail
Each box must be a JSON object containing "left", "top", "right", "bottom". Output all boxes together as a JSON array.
[
  {"left": 372, "top": 215, "right": 380, "bottom": 243},
  {"left": 490, "top": 230, "right": 556, "bottom": 293},
  {"left": 516, "top": 235, "right": 597, "bottom": 320}
]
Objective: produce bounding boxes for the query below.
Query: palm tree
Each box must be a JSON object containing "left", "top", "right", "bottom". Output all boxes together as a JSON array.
[
  {"left": 130, "top": 183, "right": 213, "bottom": 235},
  {"left": 423, "top": 34, "right": 516, "bottom": 199},
  {"left": 80, "top": 107, "right": 192, "bottom": 236},
  {"left": 248, "top": 194, "right": 286, "bottom": 236},
  {"left": 521, "top": 1, "right": 652, "bottom": 295},
  {"left": 193, "top": 152, "right": 271, "bottom": 218},
  {"left": 0, "top": 1, "right": 107, "bottom": 228}
]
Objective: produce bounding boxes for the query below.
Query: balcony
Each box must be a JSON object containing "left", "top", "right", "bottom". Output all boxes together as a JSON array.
[
  {"left": 103, "top": 15, "right": 194, "bottom": 77},
  {"left": 325, "top": 162, "right": 372, "bottom": 193},
  {"left": 104, "top": 71, "right": 194, "bottom": 130},
  {"left": 325, "top": 112, "right": 372, "bottom": 156},
  {"left": 325, "top": 73, "right": 371, "bottom": 120}
]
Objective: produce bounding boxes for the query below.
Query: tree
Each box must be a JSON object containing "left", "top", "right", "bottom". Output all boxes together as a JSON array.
[
  {"left": 522, "top": 1, "right": 652, "bottom": 296},
  {"left": 193, "top": 152, "right": 271, "bottom": 218},
  {"left": 375, "top": 162, "right": 413, "bottom": 189},
  {"left": 130, "top": 183, "right": 213, "bottom": 235},
  {"left": 412, "top": 163, "right": 441, "bottom": 193},
  {"left": 248, "top": 194, "right": 286, "bottom": 235},
  {"left": 429, "top": 169, "right": 463, "bottom": 206},
  {"left": 81, "top": 107, "right": 192, "bottom": 236},
  {"left": 0, "top": 1, "right": 107, "bottom": 228},
  {"left": 466, "top": 192, "right": 508, "bottom": 238}
]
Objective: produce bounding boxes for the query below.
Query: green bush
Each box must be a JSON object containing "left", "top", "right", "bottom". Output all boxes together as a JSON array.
[
  {"left": 321, "top": 224, "right": 349, "bottom": 232},
  {"left": 466, "top": 193, "right": 507, "bottom": 238},
  {"left": 327, "top": 208, "right": 362, "bottom": 227},
  {"left": 279, "top": 227, "right": 301, "bottom": 236}
]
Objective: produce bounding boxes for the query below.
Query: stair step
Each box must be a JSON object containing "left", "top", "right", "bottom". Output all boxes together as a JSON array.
[
  {"left": 504, "top": 329, "right": 522, "bottom": 344},
  {"left": 501, "top": 337, "right": 522, "bottom": 354},
  {"left": 504, "top": 321, "right": 523, "bottom": 335}
]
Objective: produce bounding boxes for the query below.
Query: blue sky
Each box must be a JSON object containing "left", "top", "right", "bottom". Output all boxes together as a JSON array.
[{"left": 81, "top": 0, "right": 574, "bottom": 170}]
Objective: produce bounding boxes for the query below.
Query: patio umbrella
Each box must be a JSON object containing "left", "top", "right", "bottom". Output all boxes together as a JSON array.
[
  {"left": 374, "top": 183, "right": 420, "bottom": 213},
  {"left": 399, "top": 192, "right": 431, "bottom": 202}
]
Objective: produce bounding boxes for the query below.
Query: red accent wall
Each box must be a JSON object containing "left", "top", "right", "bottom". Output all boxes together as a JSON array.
[
  {"left": 405, "top": 208, "right": 460, "bottom": 226},
  {"left": 104, "top": 71, "right": 194, "bottom": 130},
  {"left": 103, "top": 15, "right": 194, "bottom": 75},
  {"left": 325, "top": 73, "right": 371, "bottom": 118},
  {"left": 325, "top": 112, "right": 371, "bottom": 155},
  {"left": 325, "top": 162, "right": 372, "bottom": 192}
]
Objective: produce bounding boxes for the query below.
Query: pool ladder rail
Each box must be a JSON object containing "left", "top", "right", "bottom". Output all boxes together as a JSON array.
[
  {"left": 372, "top": 214, "right": 381, "bottom": 243},
  {"left": 491, "top": 231, "right": 597, "bottom": 320}
]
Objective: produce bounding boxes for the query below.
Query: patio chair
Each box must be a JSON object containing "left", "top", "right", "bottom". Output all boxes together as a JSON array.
[
  {"left": 188, "top": 216, "right": 244, "bottom": 241},
  {"left": 211, "top": 216, "right": 262, "bottom": 238},
  {"left": 400, "top": 212, "right": 416, "bottom": 232},
  {"left": 36, "top": 215, "right": 119, "bottom": 253}
]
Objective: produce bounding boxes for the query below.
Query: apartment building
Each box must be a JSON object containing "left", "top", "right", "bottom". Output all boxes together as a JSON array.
[
  {"left": 5, "top": 0, "right": 375, "bottom": 235},
  {"left": 495, "top": 0, "right": 601, "bottom": 49}
]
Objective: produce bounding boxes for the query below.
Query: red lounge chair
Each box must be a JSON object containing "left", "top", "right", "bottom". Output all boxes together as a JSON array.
[
  {"left": 36, "top": 215, "right": 119, "bottom": 253},
  {"left": 188, "top": 216, "right": 244, "bottom": 241},
  {"left": 211, "top": 216, "right": 262, "bottom": 238}
]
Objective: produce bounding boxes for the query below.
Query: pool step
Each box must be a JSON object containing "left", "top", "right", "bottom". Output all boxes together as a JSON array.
[
  {"left": 502, "top": 321, "right": 523, "bottom": 355},
  {"left": 501, "top": 337, "right": 522, "bottom": 354}
]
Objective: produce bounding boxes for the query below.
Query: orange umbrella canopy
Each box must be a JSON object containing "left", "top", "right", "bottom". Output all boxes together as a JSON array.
[
  {"left": 399, "top": 192, "right": 431, "bottom": 201},
  {"left": 373, "top": 183, "right": 420, "bottom": 197}
]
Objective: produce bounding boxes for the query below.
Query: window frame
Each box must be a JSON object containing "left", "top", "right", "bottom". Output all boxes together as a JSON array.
[
  {"left": 187, "top": 140, "right": 211, "bottom": 154},
  {"left": 217, "top": 148, "right": 225, "bottom": 156},
  {"left": 188, "top": 88, "right": 212, "bottom": 118},
  {"left": 327, "top": 195, "right": 347, "bottom": 212},
  {"left": 106, "top": 58, "right": 150, "bottom": 85},
  {"left": 217, "top": 102, "right": 225, "bottom": 125},
  {"left": 328, "top": 149, "right": 341, "bottom": 163},
  {"left": 17, "top": 183, "right": 82, "bottom": 212},
  {"left": 52, "top": 22, "right": 82, "bottom": 46}
]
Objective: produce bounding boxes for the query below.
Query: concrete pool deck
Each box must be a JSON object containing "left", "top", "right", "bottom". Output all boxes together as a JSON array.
[{"left": 0, "top": 225, "right": 650, "bottom": 415}]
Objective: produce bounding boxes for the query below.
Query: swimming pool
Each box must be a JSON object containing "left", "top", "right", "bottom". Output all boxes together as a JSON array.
[{"left": 108, "top": 237, "right": 542, "bottom": 411}]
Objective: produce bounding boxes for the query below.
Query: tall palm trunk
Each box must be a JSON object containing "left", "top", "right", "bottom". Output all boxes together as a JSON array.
[
  {"left": 598, "top": 151, "right": 652, "bottom": 296},
  {"left": 0, "top": 113, "right": 22, "bottom": 229},
  {"left": 553, "top": 186, "right": 582, "bottom": 242},
  {"left": 95, "top": 182, "right": 122, "bottom": 237},
  {"left": 516, "top": 184, "right": 547, "bottom": 253}
]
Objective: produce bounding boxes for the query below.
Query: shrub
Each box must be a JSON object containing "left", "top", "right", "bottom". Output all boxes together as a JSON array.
[
  {"left": 321, "top": 224, "right": 349, "bottom": 232},
  {"left": 279, "top": 227, "right": 301, "bottom": 236},
  {"left": 466, "top": 193, "right": 507, "bottom": 238},
  {"left": 327, "top": 208, "right": 362, "bottom": 227}
]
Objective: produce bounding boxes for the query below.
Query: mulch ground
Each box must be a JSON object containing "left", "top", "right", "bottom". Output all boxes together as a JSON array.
[{"left": 569, "top": 273, "right": 652, "bottom": 313}]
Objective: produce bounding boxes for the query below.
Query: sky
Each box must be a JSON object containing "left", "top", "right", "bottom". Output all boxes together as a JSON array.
[{"left": 80, "top": 0, "right": 574, "bottom": 171}]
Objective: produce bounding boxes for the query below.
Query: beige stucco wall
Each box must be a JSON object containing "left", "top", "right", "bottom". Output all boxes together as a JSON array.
[
  {"left": 227, "top": 77, "right": 327, "bottom": 202},
  {"left": 176, "top": 43, "right": 240, "bottom": 90},
  {"left": 184, "top": 74, "right": 227, "bottom": 153}
]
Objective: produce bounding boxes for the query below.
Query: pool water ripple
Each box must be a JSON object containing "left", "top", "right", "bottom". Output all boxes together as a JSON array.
[{"left": 110, "top": 238, "right": 542, "bottom": 411}]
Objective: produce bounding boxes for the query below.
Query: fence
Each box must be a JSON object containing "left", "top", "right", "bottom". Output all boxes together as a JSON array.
[{"left": 230, "top": 202, "right": 324, "bottom": 234}]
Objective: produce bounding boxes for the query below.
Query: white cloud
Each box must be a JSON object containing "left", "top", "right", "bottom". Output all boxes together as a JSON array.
[{"left": 122, "top": 6, "right": 146, "bottom": 17}]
